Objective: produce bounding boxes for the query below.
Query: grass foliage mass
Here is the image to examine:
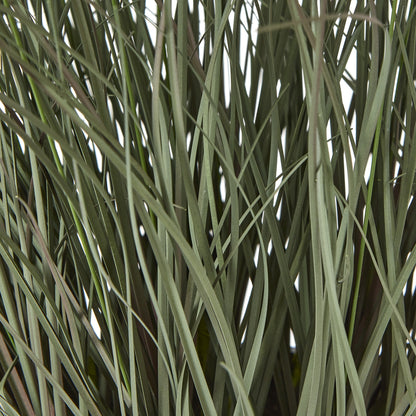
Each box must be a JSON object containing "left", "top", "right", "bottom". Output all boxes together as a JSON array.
[{"left": 1, "top": 0, "right": 416, "bottom": 414}]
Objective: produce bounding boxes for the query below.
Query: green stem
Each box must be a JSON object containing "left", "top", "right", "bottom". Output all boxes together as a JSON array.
[{"left": 348, "top": 110, "right": 382, "bottom": 344}]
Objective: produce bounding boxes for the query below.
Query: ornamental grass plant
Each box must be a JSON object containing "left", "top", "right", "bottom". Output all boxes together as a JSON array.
[{"left": 0, "top": 0, "right": 416, "bottom": 415}]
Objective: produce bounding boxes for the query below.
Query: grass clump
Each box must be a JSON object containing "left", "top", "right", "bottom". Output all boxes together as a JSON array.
[{"left": 0, "top": 1, "right": 416, "bottom": 415}]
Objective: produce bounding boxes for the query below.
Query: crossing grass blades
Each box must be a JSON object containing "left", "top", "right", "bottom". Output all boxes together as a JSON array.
[{"left": 0, "top": 0, "right": 416, "bottom": 414}]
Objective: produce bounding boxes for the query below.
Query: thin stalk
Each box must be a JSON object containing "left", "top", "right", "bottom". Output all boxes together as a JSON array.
[{"left": 348, "top": 111, "right": 382, "bottom": 344}]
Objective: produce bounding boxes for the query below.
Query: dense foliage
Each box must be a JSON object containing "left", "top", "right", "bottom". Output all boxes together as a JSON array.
[{"left": 1, "top": 0, "right": 416, "bottom": 414}]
